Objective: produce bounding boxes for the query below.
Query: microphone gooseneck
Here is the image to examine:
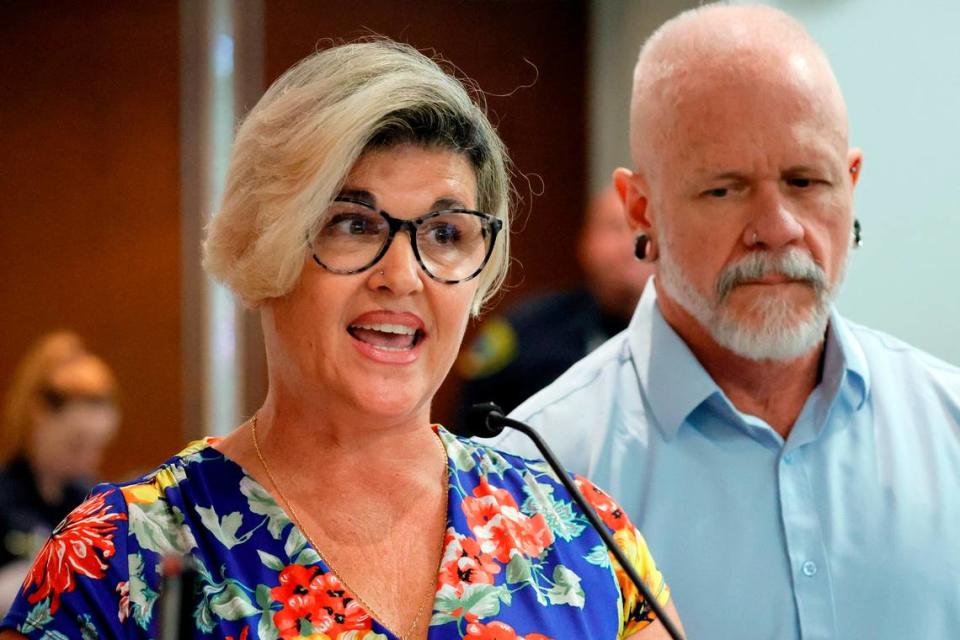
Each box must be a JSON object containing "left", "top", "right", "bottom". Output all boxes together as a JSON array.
[{"left": 462, "top": 403, "right": 685, "bottom": 640}]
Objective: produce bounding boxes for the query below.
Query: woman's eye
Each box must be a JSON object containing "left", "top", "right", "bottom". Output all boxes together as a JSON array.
[
  {"left": 326, "top": 214, "right": 377, "bottom": 236},
  {"left": 427, "top": 223, "right": 461, "bottom": 244},
  {"left": 788, "top": 177, "right": 812, "bottom": 188}
]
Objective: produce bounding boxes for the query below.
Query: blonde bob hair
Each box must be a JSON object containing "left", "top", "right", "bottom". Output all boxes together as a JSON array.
[
  {"left": 1, "top": 331, "right": 118, "bottom": 464},
  {"left": 204, "top": 39, "right": 512, "bottom": 315}
]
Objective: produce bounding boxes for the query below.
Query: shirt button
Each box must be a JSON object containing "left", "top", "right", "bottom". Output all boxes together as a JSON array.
[
  {"left": 802, "top": 561, "right": 818, "bottom": 577},
  {"left": 783, "top": 453, "right": 795, "bottom": 465}
]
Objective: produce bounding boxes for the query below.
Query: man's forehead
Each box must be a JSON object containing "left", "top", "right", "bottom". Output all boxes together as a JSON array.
[
  {"left": 643, "top": 63, "right": 847, "bottom": 162},
  {"left": 630, "top": 6, "right": 848, "bottom": 169}
]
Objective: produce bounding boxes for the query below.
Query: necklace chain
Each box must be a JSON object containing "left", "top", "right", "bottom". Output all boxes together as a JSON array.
[{"left": 251, "top": 412, "right": 448, "bottom": 640}]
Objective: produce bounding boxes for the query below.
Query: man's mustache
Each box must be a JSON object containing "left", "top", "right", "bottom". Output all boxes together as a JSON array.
[{"left": 716, "top": 249, "right": 828, "bottom": 302}]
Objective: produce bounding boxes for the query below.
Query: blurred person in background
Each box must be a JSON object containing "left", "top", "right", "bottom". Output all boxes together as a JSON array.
[
  {"left": 457, "top": 186, "right": 654, "bottom": 416},
  {"left": 0, "top": 332, "right": 120, "bottom": 614},
  {"left": 1, "top": 40, "right": 679, "bottom": 639}
]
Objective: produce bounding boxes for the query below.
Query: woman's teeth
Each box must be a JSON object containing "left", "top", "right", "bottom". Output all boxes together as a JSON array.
[{"left": 348, "top": 323, "right": 421, "bottom": 350}]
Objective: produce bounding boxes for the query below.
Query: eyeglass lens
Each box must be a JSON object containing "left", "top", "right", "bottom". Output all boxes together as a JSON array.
[{"left": 312, "top": 200, "right": 495, "bottom": 282}]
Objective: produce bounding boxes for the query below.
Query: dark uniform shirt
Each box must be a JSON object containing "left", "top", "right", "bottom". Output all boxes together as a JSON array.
[
  {"left": 0, "top": 457, "right": 90, "bottom": 569},
  {"left": 456, "top": 289, "right": 628, "bottom": 422}
]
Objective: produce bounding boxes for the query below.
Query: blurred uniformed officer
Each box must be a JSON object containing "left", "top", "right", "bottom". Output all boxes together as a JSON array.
[{"left": 456, "top": 186, "right": 654, "bottom": 417}]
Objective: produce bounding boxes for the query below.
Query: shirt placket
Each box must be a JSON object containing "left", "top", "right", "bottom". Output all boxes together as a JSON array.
[{"left": 778, "top": 446, "right": 837, "bottom": 639}]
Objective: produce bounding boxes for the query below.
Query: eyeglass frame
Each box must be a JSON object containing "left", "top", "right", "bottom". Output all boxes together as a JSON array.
[{"left": 310, "top": 196, "right": 504, "bottom": 284}]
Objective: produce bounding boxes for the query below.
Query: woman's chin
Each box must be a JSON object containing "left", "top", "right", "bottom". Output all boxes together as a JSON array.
[{"left": 347, "top": 382, "right": 433, "bottom": 424}]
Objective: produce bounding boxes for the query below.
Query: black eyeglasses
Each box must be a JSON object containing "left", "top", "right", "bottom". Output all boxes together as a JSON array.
[{"left": 311, "top": 196, "right": 503, "bottom": 284}]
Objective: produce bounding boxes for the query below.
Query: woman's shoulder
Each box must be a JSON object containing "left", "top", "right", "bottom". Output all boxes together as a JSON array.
[{"left": 436, "top": 425, "right": 671, "bottom": 636}]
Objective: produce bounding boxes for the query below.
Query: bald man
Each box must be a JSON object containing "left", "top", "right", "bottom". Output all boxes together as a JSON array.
[{"left": 495, "top": 5, "right": 960, "bottom": 639}]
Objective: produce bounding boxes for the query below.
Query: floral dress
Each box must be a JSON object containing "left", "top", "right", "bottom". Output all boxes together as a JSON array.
[{"left": 2, "top": 426, "right": 670, "bottom": 639}]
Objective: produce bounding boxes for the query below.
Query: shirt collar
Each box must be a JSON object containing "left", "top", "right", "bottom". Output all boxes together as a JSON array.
[
  {"left": 825, "top": 305, "right": 871, "bottom": 411},
  {"left": 627, "top": 282, "right": 721, "bottom": 440},
  {"left": 627, "top": 282, "right": 871, "bottom": 440}
]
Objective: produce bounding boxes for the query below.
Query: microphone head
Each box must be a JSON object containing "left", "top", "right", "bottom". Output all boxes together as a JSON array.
[{"left": 461, "top": 402, "right": 507, "bottom": 438}]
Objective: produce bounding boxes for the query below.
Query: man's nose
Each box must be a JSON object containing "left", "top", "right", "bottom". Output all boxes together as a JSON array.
[
  {"left": 746, "top": 183, "right": 805, "bottom": 249},
  {"left": 369, "top": 231, "right": 425, "bottom": 295}
]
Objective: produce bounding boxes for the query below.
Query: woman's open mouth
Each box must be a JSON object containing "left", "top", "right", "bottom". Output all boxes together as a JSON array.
[{"left": 348, "top": 322, "right": 425, "bottom": 351}]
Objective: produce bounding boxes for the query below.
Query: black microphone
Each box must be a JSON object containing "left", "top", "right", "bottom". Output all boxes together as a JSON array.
[{"left": 462, "top": 402, "right": 685, "bottom": 640}]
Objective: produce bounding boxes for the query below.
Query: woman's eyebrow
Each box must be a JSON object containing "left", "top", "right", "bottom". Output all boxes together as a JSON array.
[
  {"left": 337, "top": 188, "right": 375, "bottom": 203},
  {"left": 432, "top": 196, "right": 469, "bottom": 210}
]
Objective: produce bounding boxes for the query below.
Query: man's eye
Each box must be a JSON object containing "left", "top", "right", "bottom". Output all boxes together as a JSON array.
[{"left": 703, "top": 187, "right": 729, "bottom": 198}]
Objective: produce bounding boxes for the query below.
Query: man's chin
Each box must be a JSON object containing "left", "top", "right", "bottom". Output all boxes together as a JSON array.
[{"left": 708, "top": 307, "right": 829, "bottom": 362}]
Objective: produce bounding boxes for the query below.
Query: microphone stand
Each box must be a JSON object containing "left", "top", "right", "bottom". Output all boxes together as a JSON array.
[
  {"left": 157, "top": 554, "right": 197, "bottom": 640},
  {"left": 472, "top": 405, "right": 685, "bottom": 640}
]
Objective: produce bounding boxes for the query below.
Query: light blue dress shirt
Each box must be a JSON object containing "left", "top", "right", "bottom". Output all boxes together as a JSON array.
[{"left": 496, "top": 284, "right": 960, "bottom": 640}]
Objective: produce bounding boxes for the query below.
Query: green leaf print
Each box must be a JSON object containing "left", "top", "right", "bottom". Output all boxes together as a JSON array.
[
  {"left": 256, "top": 584, "right": 279, "bottom": 640},
  {"left": 39, "top": 631, "right": 69, "bottom": 640},
  {"left": 209, "top": 581, "right": 259, "bottom": 620},
  {"left": 431, "top": 582, "right": 504, "bottom": 625},
  {"left": 240, "top": 476, "right": 291, "bottom": 540},
  {"left": 194, "top": 577, "right": 258, "bottom": 633},
  {"left": 20, "top": 599, "right": 52, "bottom": 632},
  {"left": 585, "top": 544, "right": 612, "bottom": 568},
  {"left": 443, "top": 434, "right": 477, "bottom": 473},
  {"left": 520, "top": 472, "right": 586, "bottom": 542},
  {"left": 257, "top": 550, "right": 286, "bottom": 572},
  {"left": 77, "top": 613, "right": 98, "bottom": 640},
  {"left": 527, "top": 460, "right": 561, "bottom": 482},
  {"left": 505, "top": 553, "right": 532, "bottom": 585},
  {"left": 127, "top": 501, "right": 197, "bottom": 557},
  {"left": 196, "top": 506, "right": 249, "bottom": 550},
  {"left": 284, "top": 526, "right": 308, "bottom": 560},
  {"left": 258, "top": 609, "right": 280, "bottom": 640},
  {"left": 546, "top": 565, "right": 586, "bottom": 608},
  {"left": 478, "top": 448, "right": 513, "bottom": 477},
  {"left": 295, "top": 547, "right": 322, "bottom": 566},
  {"left": 255, "top": 583, "right": 274, "bottom": 609},
  {"left": 128, "top": 553, "right": 158, "bottom": 630}
]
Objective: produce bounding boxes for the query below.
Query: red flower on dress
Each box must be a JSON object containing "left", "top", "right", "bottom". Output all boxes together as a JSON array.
[
  {"left": 23, "top": 489, "right": 127, "bottom": 613},
  {"left": 226, "top": 626, "right": 249, "bottom": 640},
  {"left": 465, "top": 620, "right": 553, "bottom": 640},
  {"left": 437, "top": 528, "right": 501, "bottom": 595},
  {"left": 462, "top": 477, "right": 553, "bottom": 563},
  {"left": 271, "top": 565, "right": 370, "bottom": 639},
  {"left": 575, "top": 475, "right": 629, "bottom": 532},
  {"left": 116, "top": 580, "right": 130, "bottom": 623}
]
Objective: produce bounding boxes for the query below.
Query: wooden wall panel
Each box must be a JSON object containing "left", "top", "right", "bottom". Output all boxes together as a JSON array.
[
  {"left": 0, "top": 3, "right": 182, "bottom": 481},
  {"left": 262, "top": 0, "right": 589, "bottom": 426}
]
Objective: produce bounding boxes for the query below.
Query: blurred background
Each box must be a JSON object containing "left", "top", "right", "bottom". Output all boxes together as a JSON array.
[{"left": 1, "top": 0, "right": 957, "bottom": 483}]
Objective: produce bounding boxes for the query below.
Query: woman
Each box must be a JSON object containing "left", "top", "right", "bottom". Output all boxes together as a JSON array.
[
  {"left": 0, "top": 332, "right": 120, "bottom": 614},
  {"left": 1, "top": 41, "right": 681, "bottom": 639}
]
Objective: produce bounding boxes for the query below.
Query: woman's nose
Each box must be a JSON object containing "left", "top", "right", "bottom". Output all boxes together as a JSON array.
[{"left": 368, "top": 231, "right": 425, "bottom": 295}]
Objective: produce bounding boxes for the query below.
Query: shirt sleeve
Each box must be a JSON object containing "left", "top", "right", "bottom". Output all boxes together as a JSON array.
[
  {"left": 0, "top": 485, "right": 132, "bottom": 639},
  {"left": 573, "top": 475, "right": 670, "bottom": 637}
]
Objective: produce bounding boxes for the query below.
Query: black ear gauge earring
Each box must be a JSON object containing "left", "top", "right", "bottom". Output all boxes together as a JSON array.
[
  {"left": 852, "top": 218, "right": 863, "bottom": 248},
  {"left": 634, "top": 235, "right": 650, "bottom": 260}
]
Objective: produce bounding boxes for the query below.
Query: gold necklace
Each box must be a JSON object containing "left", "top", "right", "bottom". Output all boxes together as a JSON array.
[{"left": 250, "top": 412, "right": 448, "bottom": 640}]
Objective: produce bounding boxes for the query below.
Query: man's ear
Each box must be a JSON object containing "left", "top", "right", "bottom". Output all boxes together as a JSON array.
[
  {"left": 847, "top": 148, "right": 864, "bottom": 188},
  {"left": 613, "top": 167, "right": 653, "bottom": 233}
]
